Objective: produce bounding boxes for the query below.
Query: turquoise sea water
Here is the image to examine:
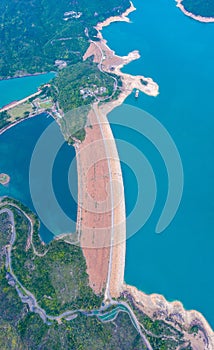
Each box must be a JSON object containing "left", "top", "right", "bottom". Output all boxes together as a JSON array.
[
  {"left": 0, "top": 72, "right": 55, "bottom": 108},
  {"left": 103, "top": 0, "right": 214, "bottom": 327}
]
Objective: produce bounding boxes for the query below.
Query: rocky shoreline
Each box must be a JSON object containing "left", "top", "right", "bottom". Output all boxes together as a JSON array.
[
  {"left": 175, "top": 0, "right": 214, "bottom": 23},
  {"left": 124, "top": 284, "right": 214, "bottom": 349},
  {"left": 84, "top": 0, "right": 214, "bottom": 345}
]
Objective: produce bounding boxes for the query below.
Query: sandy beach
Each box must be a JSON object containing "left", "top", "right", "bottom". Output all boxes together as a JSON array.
[{"left": 176, "top": 0, "right": 214, "bottom": 23}]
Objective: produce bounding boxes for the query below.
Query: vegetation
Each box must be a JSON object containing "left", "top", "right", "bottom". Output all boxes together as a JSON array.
[
  {"left": 189, "top": 325, "right": 199, "bottom": 334},
  {"left": 7, "top": 207, "right": 102, "bottom": 315},
  {"left": 0, "top": 90, "right": 52, "bottom": 131},
  {"left": 0, "top": 199, "right": 202, "bottom": 349},
  {"left": 0, "top": 0, "right": 130, "bottom": 79},
  {"left": 0, "top": 0, "right": 126, "bottom": 142},
  {"left": 0, "top": 108, "right": 31, "bottom": 131},
  {"left": 0, "top": 201, "right": 148, "bottom": 349},
  {"left": 51, "top": 60, "right": 115, "bottom": 112},
  {"left": 8, "top": 102, "right": 33, "bottom": 119},
  {"left": 0, "top": 301, "right": 147, "bottom": 350},
  {"left": 182, "top": 0, "right": 214, "bottom": 17},
  {"left": 0, "top": 0, "right": 200, "bottom": 346},
  {"left": 121, "top": 292, "right": 187, "bottom": 350},
  {"left": 0, "top": 111, "right": 11, "bottom": 129}
]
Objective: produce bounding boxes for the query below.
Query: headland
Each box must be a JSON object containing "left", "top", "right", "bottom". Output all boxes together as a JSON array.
[{"left": 176, "top": 0, "right": 214, "bottom": 23}]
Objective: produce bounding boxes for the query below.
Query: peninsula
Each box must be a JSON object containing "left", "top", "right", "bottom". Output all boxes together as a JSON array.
[{"left": 176, "top": 0, "right": 214, "bottom": 22}]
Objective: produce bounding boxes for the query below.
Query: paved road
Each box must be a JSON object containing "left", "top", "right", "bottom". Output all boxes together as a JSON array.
[
  {"left": 92, "top": 106, "right": 153, "bottom": 350},
  {"left": 92, "top": 104, "right": 115, "bottom": 303},
  {"left": 89, "top": 40, "right": 118, "bottom": 102},
  {"left": 0, "top": 203, "right": 152, "bottom": 349}
]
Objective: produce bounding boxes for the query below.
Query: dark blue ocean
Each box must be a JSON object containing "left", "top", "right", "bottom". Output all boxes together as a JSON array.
[{"left": 103, "top": 0, "right": 214, "bottom": 327}]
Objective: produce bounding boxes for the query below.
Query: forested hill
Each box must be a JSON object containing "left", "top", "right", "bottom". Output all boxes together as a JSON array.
[
  {"left": 0, "top": 0, "right": 130, "bottom": 78},
  {"left": 181, "top": 0, "right": 214, "bottom": 17}
]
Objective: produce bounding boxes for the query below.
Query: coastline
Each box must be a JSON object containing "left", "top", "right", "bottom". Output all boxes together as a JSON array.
[
  {"left": 82, "top": 0, "right": 214, "bottom": 343},
  {"left": 0, "top": 112, "right": 50, "bottom": 137},
  {"left": 125, "top": 284, "right": 214, "bottom": 349},
  {"left": 0, "top": 0, "right": 212, "bottom": 343},
  {"left": 175, "top": 0, "right": 214, "bottom": 23},
  {"left": 0, "top": 90, "right": 42, "bottom": 113},
  {"left": 0, "top": 71, "right": 56, "bottom": 82},
  {"left": 95, "top": 1, "right": 137, "bottom": 30},
  {"left": 80, "top": 0, "right": 158, "bottom": 299},
  {"left": 84, "top": 1, "right": 159, "bottom": 100}
]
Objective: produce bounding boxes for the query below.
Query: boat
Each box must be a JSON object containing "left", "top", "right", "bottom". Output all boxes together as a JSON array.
[{"left": 135, "top": 89, "right": 139, "bottom": 98}]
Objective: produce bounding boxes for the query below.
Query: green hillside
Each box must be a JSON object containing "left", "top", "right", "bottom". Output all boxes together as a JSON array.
[
  {"left": 0, "top": 0, "right": 130, "bottom": 78},
  {"left": 181, "top": 0, "right": 214, "bottom": 17}
]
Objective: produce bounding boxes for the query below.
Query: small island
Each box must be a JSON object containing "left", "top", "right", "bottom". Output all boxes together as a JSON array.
[{"left": 0, "top": 173, "right": 10, "bottom": 185}]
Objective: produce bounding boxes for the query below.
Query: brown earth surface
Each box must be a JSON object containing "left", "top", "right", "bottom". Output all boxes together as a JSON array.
[{"left": 76, "top": 105, "right": 125, "bottom": 297}]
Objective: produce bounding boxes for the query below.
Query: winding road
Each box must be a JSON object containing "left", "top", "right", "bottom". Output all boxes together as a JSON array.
[{"left": 0, "top": 201, "right": 152, "bottom": 349}]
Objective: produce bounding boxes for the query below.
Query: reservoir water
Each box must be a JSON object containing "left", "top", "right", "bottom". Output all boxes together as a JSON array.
[
  {"left": 0, "top": 73, "right": 55, "bottom": 108},
  {"left": 0, "top": 74, "right": 77, "bottom": 242},
  {"left": 0, "top": 1, "right": 213, "bottom": 328},
  {"left": 103, "top": 0, "right": 214, "bottom": 327}
]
